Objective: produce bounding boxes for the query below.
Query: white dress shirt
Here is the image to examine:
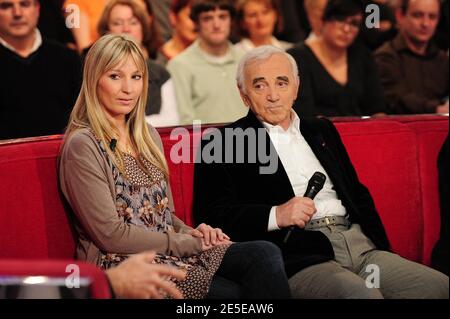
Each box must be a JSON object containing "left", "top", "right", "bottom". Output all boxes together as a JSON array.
[
  {"left": 263, "top": 112, "right": 347, "bottom": 231},
  {"left": 0, "top": 29, "right": 42, "bottom": 56}
]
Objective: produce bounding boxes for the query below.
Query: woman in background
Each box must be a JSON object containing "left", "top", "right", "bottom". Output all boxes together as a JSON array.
[
  {"left": 97, "top": 0, "right": 179, "bottom": 127},
  {"left": 158, "top": 0, "right": 197, "bottom": 65},
  {"left": 235, "top": 0, "right": 292, "bottom": 52},
  {"left": 288, "top": 0, "right": 386, "bottom": 117}
]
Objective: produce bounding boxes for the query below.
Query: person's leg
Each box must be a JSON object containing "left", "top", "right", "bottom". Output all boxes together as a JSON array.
[
  {"left": 206, "top": 275, "right": 242, "bottom": 299},
  {"left": 289, "top": 260, "right": 384, "bottom": 299},
  {"left": 212, "top": 241, "right": 291, "bottom": 299},
  {"left": 358, "top": 250, "right": 449, "bottom": 299}
]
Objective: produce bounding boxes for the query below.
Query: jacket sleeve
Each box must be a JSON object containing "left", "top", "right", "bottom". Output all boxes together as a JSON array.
[
  {"left": 59, "top": 132, "right": 202, "bottom": 257},
  {"left": 193, "top": 140, "right": 273, "bottom": 242}
]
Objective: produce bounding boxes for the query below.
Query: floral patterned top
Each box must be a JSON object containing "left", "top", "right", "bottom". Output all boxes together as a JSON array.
[{"left": 94, "top": 136, "right": 230, "bottom": 299}]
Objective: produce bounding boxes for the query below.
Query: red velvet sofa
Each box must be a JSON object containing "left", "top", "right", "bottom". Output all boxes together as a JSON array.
[{"left": 0, "top": 115, "right": 447, "bottom": 297}]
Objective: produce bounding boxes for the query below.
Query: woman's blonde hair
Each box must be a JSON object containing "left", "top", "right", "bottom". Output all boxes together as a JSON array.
[{"left": 65, "top": 34, "right": 168, "bottom": 177}]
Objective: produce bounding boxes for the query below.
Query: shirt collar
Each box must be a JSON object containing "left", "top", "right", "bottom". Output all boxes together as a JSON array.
[
  {"left": 194, "top": 40, "right": 237, "bottom": 65},
  {"left": 262, "top": 110, "right": 301, "bottom": 135},
  {"left": 0, "top": 29, "right": 42, "bottom": 57},
  {"left": 393, "top": 33, "right": 439, "bottom": 58}
]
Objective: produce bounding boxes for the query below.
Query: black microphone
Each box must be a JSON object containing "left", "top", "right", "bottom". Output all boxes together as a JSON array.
[
  {"left": 283, "top": 172, "right": 326, "bottom": 244},
  {"left": 109, "top": 139, "right": 117, "bottom": 152}
]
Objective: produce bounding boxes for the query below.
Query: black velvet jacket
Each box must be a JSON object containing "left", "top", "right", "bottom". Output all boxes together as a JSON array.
[{"left": 193, "top": 111, "right": 390, "bottom": 276}]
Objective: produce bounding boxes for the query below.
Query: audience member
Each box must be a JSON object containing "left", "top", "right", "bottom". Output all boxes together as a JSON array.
[
  {"left": 97, "top": 0, "right": 178, "bottom": 127},
  {"left": 37, "top": 0, "right": 75, "bottom": 47},
  {"left": 59, "top": 34, "right": 292, "bottom": 299},
  {"left": 288, "top": 0, "right": 385, "bottom": 117},
  {"left": 167, "top": 0, "right": 247, "bottom": 125},
  {"left": 273, "top": 0, "right": 307, "bottom": 43},
  {"left": 358, "top": 0, "right": 397, "bottom": 51},
  {"left": 374, "top": 0, "right": 448, "bottom": 114},
  {"left": 0, "top": 0, "right": 81, "bottom": 140},
  {"left": 303, "top": 0, "right": 328, "bottom": 41},
  {"left": 148, "top": 0, "right": 173, "bottom": 43},
  {"left": 158, "top": 0, "right": 197, "bottom": 65},
  {"left": 234, "top": 0, "right": 293, "bottom": 52}
]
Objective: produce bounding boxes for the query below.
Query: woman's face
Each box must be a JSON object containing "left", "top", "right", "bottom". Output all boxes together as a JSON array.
[
  {"left": 108, "top": 4, "right": 144, "bottom": 45},
  {"left": 322, "top": 13, "right": 363, "bottom": 49},
  {"left": 241, "top": 0, "right": 277, "bottom": 40},
  {"left": 173, "top": 5, "right": 197, "bottom": 44},
  {"left": 97, "top": 56, "right": 144, "bottom": 122}
]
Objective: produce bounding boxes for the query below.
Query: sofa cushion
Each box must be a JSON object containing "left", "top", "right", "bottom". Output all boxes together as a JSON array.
[
  {"left": 0, "top": 138, "right": 75, "bottom": 259},
  {"left": 335, "top": 121, "right": 422, "bottom": 262}
]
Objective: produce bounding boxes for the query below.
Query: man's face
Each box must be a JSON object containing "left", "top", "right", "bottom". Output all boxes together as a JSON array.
[
  {"left": 0, "top": 0, "right": 39, "bottom": 41},
  {"left": 196, "top": 8, "right": 231, "bottom": 46},
  {"left": 398, "top": 0, "right": 440, "bottom": 44},
  {"left": 240, "top": 54, "right": 299, "bottom": 129}
]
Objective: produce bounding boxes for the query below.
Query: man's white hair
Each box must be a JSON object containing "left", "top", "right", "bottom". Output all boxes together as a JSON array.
[{"left": 236, "top": 45, "right": 300, "bottom": 94}]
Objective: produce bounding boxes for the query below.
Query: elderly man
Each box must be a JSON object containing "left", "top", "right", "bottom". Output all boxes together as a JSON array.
[
  {"left": 0, "top": 0, "right": 81, "bottom": 140},
  {"left": 193, "top": 45, "right": 449, "bottom": 298},
  {"left": 374, "top": 0, "right": 448, "bottom": 114}
]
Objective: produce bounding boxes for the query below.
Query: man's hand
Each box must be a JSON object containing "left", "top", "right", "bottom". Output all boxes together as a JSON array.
[
  {"left": 276, "top": 197, "right": 317, "bottom": 228},
  {"left": 106, "top": 251, "right": 186, "bottom": 299},
  {"left": 188, "top": 223, "right": 232, "bottom": 250},
  {"left": 436, "top": 101, "right": 449, "bottom": 114}
]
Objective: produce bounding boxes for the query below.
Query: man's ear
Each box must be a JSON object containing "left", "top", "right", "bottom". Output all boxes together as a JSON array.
[{"left": 238, "top": 87, "right": 251, "bottom": 108}]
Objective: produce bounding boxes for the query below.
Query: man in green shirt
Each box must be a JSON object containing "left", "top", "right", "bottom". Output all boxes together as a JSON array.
[{"left": 167, "top": 0, "right": 247, "bottom": 125}]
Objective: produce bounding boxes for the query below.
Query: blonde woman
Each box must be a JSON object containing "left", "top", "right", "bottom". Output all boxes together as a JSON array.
[{"left": 58, "top": 34, "right": 291, "bottom": 299}]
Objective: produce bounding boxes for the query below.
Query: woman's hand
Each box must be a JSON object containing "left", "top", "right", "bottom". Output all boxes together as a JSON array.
[
  {"left": 188, "top": 223, "right": 231, "bottom": 249},
  {"left": 106, "top": 251, "right": 186, "bottom": 299}
]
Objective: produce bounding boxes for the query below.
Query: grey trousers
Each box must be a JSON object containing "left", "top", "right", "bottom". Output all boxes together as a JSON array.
[{"left": 288, "top": 224, "right": 449, "bottom": 299}]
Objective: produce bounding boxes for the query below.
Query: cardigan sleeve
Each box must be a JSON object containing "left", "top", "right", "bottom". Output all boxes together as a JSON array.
[{"left": 59, "top": 131, "right": 202, "bottom": 258}]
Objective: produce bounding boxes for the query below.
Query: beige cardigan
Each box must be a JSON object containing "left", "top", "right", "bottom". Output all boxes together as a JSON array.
[{"left": 58, "top": 125, "right": 203, "bottom": 264}]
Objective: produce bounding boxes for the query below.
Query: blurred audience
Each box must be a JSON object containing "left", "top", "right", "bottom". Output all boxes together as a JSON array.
[
  {"left": 0, "top": 0, "right": 81, "bottom": 140},
  {"left": 303, "top": 0, "right": 328, "bottom": 41},
  {"left": 234, "top": 0, "right": 293, "bottom": 52},
  {"left": 96, "top": 0, "right": 179, "bottom": 127},
  {"left": 167, "top": 0, "right": 246, "bottom": 125},
  {"left": 288, "top": 0, "right": 385, "bottom": 117},
  {"left": 358, "top": 0, "right": 397, "bottom": 51},
  {"left": 374, "top": 0, "right": 448, "bottom": 114},
  {"left": 37, "top": 0, "right": 75, "bottom": 47},
  {"left": 158, "top": 0, "right": 197, "bottom": 65},
  {"left": 148, "top": 0, "right": 173, "bottom": 43},
  {"left": 273, "top": 0, "right": 307, "bottom": 43},
  {"left": 64, "top": 0, "right": 108, "bottom": 51}
]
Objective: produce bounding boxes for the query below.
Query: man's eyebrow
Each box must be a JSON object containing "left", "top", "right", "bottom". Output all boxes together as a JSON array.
[
  {"left": 277, "top": 76, "right": 290, "bottom": 82},
  {"left": 252, "top": 77, "right": 266, "bottom": 85}
]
